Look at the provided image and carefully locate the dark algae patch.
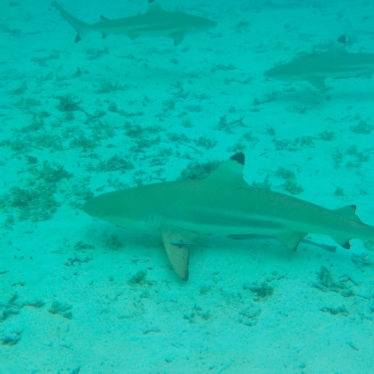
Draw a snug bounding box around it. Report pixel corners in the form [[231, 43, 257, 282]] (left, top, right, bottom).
[[48, 301, 73, 320]]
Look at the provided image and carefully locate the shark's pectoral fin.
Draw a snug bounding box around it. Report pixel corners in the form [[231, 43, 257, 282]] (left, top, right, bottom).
[[161, 228, 195, 280], [307, 77, 327, 91], [171, 32, 185, 46], [277, 232, 306, 251], [126, 32, 138, 40]]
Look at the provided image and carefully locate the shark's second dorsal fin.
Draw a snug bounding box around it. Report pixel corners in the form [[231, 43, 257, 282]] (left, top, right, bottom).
[[334, 205, 361, 223], [148, 0, 163, 13], [204, 153, 246, 186]]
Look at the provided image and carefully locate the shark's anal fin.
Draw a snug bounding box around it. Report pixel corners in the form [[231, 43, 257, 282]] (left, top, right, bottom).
[[161, 228, 194, 280], [277, 232, 306, 251]]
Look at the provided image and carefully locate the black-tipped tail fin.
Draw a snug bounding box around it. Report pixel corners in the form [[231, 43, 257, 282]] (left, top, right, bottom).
[[53, 1, 91, 42]]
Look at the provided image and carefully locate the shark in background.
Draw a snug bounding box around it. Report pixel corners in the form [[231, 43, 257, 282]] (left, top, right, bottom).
[[265, 43, 374, 90], [53, 0, 216, 45], [84, 153, 374, 281]]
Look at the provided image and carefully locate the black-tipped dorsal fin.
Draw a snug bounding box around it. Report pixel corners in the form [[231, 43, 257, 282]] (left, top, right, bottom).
[[148, 0, 163, 12], [204, 153, 246, 185], [334, 205, 361, 223], [327, 42, 346, 55], [337, 34, 348, 45]]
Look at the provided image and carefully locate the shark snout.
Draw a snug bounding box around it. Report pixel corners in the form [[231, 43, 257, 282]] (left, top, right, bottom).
[[83, 198, 100, 217], [83, 193, 115, 219]]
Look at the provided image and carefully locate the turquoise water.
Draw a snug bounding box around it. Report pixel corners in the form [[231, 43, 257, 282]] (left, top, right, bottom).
[[1, 0, 374, 373]]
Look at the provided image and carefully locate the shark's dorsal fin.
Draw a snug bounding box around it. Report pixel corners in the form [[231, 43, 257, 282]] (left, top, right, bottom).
[[100, 15, 110, 21], [337, 34, 349, 45], [326, 42, 346, 55], [334, 205, 361, 222], [148, 0, 163, 13], [204, 153, 246, 186]]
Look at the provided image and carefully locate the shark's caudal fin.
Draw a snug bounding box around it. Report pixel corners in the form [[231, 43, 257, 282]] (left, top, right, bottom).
[[53, 1, 91, 42]]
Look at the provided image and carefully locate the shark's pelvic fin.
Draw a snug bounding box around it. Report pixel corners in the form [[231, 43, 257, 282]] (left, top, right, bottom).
[[277, 232, 306, 251], [171, 32, 185, 46], [161, 228, 194, 280], [307, 77, 327, 91], [331, 235, 352, 249]]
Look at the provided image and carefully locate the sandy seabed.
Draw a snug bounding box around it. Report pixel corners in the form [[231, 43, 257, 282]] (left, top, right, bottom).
[[1, 0, 374, 373]]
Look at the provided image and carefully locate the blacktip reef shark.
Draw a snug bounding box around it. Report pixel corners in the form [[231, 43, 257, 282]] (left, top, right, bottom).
[[265, 43, 374, 90], [84, 153, 374, 280], [53, 0, 216, 45]]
